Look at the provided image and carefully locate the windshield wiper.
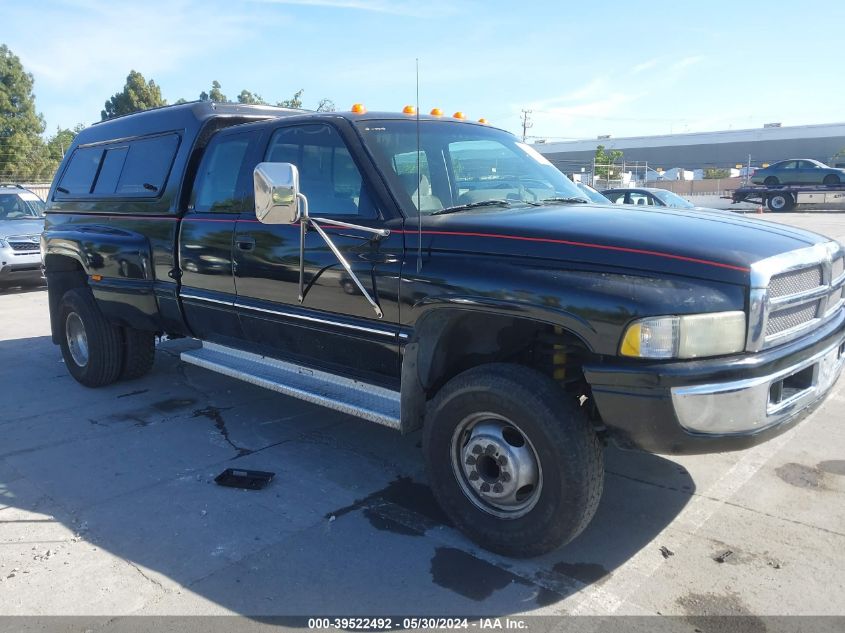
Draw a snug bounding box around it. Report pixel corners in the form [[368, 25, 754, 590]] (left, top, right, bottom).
[[430, 199, 512, 216], [538, 197, 590, 205]]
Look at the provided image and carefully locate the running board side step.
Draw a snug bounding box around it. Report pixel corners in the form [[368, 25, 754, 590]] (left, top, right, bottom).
[[180, 342, 401, 429]]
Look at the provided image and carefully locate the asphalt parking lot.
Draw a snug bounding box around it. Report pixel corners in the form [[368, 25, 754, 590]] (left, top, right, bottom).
[[1, 212, 844, 623]]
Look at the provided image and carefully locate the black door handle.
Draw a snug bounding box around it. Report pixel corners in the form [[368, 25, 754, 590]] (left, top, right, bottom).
[[236, 236, 256, 251]]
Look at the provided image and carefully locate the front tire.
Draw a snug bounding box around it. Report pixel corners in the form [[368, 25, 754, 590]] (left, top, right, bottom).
[[423, 364, 604, 558], [59, 288, 124, 387], [767, 192, 795, 212]]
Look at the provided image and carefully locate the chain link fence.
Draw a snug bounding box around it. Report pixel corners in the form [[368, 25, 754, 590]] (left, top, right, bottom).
[[547, 158, 652, 190]]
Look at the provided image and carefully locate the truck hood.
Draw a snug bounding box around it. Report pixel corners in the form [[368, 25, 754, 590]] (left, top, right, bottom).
[[418, 204, 830, 285], [0, 219, 44, 240]]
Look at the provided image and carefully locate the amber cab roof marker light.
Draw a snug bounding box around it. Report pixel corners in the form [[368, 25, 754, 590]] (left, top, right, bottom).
[[430, 108, 444, 116], [452, 111, 466, 120], [477, 118, 488, 124], [350, 103, 367, 114], [402, 105, 417, 115]]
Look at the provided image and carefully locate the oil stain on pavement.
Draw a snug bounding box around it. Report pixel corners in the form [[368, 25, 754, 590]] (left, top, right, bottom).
[[677, 592, 767, 633], [776, 460, 845, 490], [327, 476, 453, 528]]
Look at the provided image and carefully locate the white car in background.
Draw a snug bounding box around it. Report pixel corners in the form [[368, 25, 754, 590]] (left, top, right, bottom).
[[0, 185, 46, 289], [601, 186, 723, 212]]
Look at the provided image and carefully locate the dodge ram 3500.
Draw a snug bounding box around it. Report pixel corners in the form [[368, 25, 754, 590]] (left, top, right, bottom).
[[43, 101, 845, 556]]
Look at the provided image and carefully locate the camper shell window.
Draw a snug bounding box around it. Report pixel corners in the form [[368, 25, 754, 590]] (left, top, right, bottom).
[[55, 133, 181, 199]]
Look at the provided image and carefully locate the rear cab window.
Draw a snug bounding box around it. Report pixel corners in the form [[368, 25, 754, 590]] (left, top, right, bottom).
[[190, 131, 258, 213]]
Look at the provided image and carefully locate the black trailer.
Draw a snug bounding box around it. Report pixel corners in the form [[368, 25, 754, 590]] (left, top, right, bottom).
[[730, 183, 845, 211]]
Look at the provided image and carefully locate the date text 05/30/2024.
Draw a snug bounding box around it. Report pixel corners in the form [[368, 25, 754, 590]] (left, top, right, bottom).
[[307, 618, 529, 630]]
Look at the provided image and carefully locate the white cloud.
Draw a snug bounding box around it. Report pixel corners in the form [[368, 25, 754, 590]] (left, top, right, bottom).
[[670, 55, 704, 71], [632, 58, 660, 74], [525, 78, 608, 111], [539, 92, 645, 121]]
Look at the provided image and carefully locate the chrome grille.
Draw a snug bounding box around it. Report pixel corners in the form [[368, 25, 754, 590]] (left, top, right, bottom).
[[7, 234, 40, 253], [766, 302, 820, 336], [768, 266, 822, 298], [9, 241, 40, 252], [833, 257, 845, 281], [748, 242, 845, 351]]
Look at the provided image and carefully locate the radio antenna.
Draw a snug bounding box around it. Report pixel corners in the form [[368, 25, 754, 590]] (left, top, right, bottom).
[[415, 58, 422, 273]]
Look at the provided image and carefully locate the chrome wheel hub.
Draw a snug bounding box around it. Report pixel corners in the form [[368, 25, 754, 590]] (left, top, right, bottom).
[[65, 312, 89, 367], [451, 414, 542, 519]]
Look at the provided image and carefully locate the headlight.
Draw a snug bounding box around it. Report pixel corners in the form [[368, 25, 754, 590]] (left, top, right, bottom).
[[621, 311, 746, 359]]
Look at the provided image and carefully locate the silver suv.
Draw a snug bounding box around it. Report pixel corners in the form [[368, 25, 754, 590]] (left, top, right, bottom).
[[0, 185, 45, 288]]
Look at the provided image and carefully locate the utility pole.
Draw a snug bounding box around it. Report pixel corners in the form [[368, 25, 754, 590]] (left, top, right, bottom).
[[520, 109, 533, 142]]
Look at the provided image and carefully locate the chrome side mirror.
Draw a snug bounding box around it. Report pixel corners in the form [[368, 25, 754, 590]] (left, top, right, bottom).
[[254, 162, 304, 224], [252, 161, 389, 319]]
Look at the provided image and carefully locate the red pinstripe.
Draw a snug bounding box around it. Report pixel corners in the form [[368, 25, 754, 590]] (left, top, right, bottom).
[[48, 214, 749, 273], [395, 229, 749, 272]]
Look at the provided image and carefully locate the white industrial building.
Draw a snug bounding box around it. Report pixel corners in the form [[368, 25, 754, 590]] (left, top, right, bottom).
[[535, 122, 845, 178]]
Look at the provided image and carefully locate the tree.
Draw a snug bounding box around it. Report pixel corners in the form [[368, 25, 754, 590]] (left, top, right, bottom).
[[237, 89, 267, 105], [101, 70, 166, 120], [594, 144, 623, 179], [316, 98, 336, 112], [703, 167, 730, 179], [0, 44, 52, 181], [200, 80, 227, 103], [46, 124, 84, 162], [277, 89, 304, 109], [192, 84, 327, 110]]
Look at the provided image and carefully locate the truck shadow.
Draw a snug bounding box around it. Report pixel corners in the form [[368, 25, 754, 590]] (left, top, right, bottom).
[[0, 283, 46, 295], [0, 335, 694, 617]]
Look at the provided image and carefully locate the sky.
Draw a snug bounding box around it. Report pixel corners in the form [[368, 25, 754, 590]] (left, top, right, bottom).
[[5, 0, 845, 142]]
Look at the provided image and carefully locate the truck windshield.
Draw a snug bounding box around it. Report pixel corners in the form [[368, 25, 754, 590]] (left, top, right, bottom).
[[356, 120, 586, 216]]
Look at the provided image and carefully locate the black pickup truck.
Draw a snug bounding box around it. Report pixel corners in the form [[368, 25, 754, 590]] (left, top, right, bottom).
[[43, 102, 845, 557]]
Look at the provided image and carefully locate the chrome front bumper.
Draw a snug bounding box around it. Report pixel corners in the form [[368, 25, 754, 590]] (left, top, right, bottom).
[[671, 338, 845, 435]]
